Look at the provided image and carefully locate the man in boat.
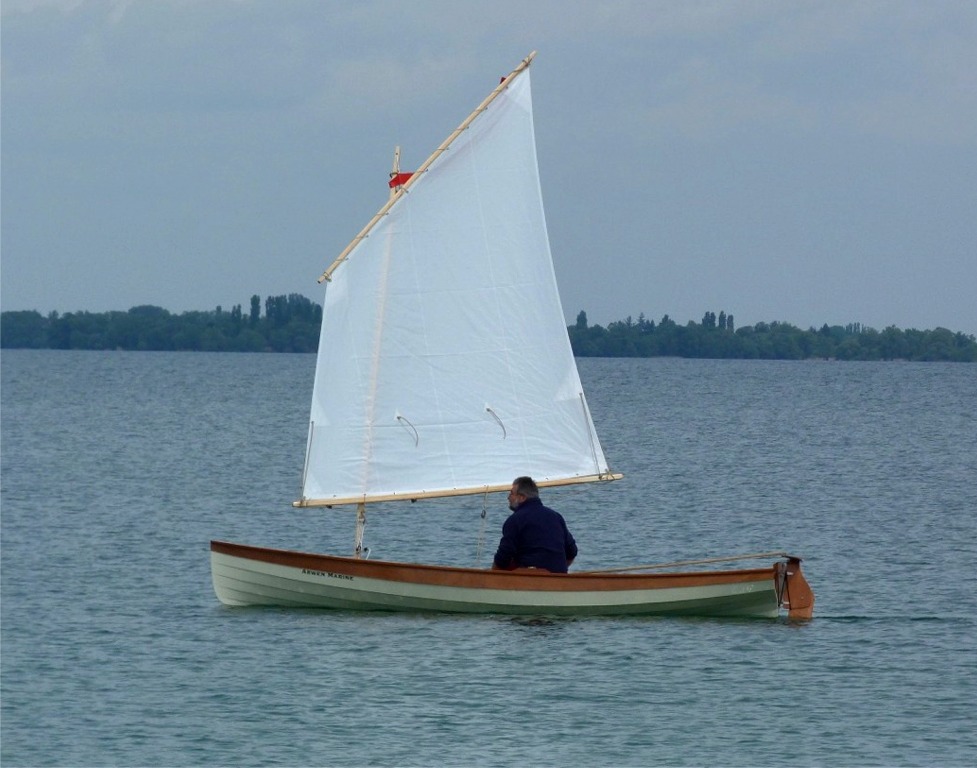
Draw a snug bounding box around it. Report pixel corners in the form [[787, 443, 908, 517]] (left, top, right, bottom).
[[492, 476, 578, 573]]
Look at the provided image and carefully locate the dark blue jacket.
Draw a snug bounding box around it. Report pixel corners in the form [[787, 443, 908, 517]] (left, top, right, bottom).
[[493, 497, 578, 573]]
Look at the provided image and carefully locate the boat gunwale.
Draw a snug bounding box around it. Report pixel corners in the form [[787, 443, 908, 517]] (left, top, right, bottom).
[[211, 539, 778, 593]]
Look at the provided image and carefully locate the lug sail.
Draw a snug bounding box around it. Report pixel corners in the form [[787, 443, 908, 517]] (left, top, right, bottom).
[[297, 57, 618, 508]]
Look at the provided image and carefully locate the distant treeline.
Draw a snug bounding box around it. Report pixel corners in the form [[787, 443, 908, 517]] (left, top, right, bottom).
[[569, 311, 977, 362], [2, 299, 976, 361], [1, 294, 320, 353]]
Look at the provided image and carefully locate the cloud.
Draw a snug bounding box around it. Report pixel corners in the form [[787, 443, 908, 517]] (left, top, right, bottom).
[[607, 1, 977, 145], [1, 0, 86, 12]]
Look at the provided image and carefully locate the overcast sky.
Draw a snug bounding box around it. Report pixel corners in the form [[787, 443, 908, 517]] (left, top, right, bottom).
[[3, 0, 976, 335]]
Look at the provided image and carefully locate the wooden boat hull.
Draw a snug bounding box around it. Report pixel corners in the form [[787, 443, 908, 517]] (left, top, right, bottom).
[[210, 541, 814, 619]]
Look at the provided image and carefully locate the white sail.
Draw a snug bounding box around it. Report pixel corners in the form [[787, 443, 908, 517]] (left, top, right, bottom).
[[298, 65, 614, 507]]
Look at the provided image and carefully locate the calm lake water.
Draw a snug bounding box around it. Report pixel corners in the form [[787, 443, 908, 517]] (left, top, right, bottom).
[[2, 350, 976, 767]]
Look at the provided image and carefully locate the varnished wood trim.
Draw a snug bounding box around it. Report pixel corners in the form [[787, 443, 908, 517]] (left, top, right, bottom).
[[211, 540, 775, 594]]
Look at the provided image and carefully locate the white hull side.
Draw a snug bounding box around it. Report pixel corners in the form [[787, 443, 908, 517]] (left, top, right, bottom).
[[211, 550, 781, 618]]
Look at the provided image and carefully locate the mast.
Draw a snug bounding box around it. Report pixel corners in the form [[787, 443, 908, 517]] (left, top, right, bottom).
[[389, 146, 400, 200], [353, 502, 367, 558], [388, 146, 413, 199]]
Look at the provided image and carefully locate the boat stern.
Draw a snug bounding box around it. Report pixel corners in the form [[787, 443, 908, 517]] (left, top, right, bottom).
[[776, 556, 815, 619]]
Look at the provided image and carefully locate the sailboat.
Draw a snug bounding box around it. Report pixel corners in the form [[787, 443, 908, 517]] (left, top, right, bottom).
[[210, 52, 814, 619]]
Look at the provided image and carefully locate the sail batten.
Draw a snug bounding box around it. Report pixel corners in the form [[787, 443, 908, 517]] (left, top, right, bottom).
[[301, 54, 618, 507]]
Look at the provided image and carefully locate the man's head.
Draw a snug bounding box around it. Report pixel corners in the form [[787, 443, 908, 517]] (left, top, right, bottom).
[[508, 476, 539, 510]]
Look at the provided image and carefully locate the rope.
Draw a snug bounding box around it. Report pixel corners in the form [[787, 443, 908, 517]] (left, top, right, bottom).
[[474, 493, 489, 565], [578, 551, 794, 574]]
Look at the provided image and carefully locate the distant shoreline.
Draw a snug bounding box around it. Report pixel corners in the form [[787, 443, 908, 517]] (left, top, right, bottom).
[[3, 299, 975, 362]]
